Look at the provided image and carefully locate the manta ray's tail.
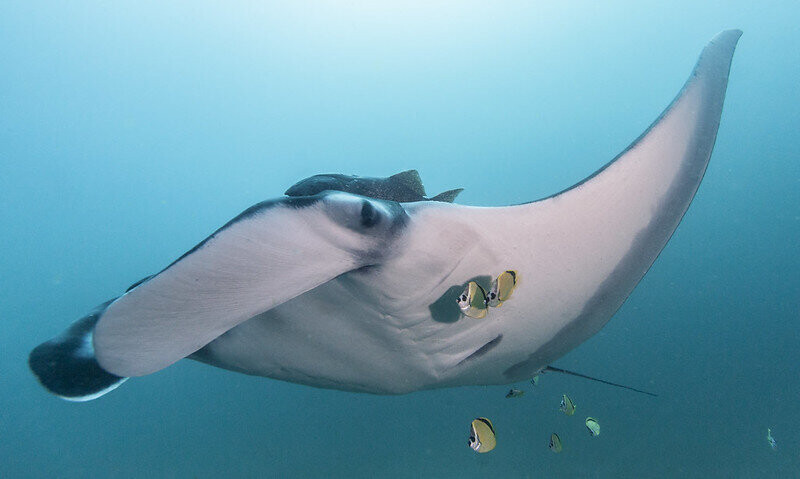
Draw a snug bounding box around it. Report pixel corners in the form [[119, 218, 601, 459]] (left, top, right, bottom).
[[29, 300, 128, 401], [545, 366, 658, 397]]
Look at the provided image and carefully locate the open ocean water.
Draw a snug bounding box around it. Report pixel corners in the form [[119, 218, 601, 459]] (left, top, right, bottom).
[[1, 2, 798, 478]]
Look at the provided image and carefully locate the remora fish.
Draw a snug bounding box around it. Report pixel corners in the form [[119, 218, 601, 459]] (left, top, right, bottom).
[[285, 169, 463, 203], [28, 31, 741, 402]]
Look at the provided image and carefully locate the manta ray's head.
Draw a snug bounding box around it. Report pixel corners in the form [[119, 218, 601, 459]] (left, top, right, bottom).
[[285, 174, 355, 197], [316, 191, 408, 237], [295, 191, 410, 265]]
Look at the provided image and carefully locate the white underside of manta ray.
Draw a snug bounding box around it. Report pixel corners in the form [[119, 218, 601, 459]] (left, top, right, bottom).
[[29, 30, 742, 401]]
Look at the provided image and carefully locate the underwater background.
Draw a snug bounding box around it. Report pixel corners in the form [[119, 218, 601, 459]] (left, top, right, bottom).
[[1, 1, 798, 477]]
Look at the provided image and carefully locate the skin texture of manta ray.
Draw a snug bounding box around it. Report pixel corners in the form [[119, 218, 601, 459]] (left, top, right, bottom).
[[29, 30, 741, 401]]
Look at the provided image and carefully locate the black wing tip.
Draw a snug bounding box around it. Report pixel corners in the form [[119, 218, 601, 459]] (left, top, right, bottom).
[[29, 303, 127, 401], [29, 339, 127, 402]]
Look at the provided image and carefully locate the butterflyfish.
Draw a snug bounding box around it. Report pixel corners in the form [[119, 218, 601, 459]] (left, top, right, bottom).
[[549, 433, 563, 453], [487, 270, 517, 307], [458, 282, 488, 319], [585, 417, 600, 437], [468, 417, 496, 453], [559, 394, 576, 416]]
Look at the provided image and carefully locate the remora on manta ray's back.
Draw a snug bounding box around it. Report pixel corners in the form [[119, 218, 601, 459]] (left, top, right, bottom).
[[284, 170, 464, 203], [29, 31, 742, 402]]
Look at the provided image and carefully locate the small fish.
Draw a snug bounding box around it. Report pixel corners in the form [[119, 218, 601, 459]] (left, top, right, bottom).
[[487, 270, 518, 307], [549, 433, 563, 453], [767, 428, 777, 450], [457, 282, 488, 319], [530, 375, 540, 386], [468, 417, 497, 453], [505, 388, 524, 398], [585, 417, 600, 437], [559, 394, 576, 416]]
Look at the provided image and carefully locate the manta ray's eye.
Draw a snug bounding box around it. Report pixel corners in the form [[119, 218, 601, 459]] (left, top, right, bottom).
[[322, 193, 398, 233]]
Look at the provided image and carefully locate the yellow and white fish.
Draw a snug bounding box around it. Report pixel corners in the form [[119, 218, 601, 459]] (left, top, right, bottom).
[[585, 417, 600, 437], [559, 394, 576, 416], [487, 270, 517, 307], [549, 433, 563, 453], [458, 282, 488, 319], [468, 417, 496, 453]]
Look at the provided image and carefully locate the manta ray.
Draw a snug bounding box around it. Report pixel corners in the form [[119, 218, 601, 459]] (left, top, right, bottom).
[[29, 30, 741, 402]]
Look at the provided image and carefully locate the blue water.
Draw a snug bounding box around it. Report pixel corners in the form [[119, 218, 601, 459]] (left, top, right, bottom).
[[2, 2, 798, 477]]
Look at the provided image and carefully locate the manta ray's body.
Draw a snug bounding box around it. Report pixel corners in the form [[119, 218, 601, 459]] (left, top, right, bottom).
[[29, 31, 741, 401]]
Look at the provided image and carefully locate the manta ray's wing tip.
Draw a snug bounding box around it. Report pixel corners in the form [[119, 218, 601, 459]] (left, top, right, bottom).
[[712, 29, 743, 51], [702, 30, 742, 69], [718, 29, 743, 39]]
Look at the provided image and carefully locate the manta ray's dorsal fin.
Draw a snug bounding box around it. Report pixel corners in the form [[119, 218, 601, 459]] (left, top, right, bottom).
[[390, 169, 426, 196], [544, 366, 658, 397]]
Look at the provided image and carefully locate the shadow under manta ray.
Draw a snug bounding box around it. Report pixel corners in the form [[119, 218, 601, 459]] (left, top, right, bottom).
[[29, 30, 741, 402]]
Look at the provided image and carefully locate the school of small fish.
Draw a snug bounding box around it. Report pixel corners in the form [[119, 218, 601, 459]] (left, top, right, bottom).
[[468, 387, 775, 458], [466, 372, 609, 456]]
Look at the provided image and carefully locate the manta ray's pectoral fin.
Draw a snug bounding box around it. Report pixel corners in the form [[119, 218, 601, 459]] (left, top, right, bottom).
[[405, 30, 742, 383], [92, 193, 408, 378]]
